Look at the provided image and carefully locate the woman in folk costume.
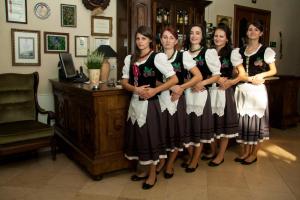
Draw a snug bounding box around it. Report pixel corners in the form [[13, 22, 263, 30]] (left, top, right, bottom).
[[207, 23, 243, 167], [182, 24, 221, 172], [155, 26, 202, 178], [121, 26, 178, 189], [233, 21, 277, 165]]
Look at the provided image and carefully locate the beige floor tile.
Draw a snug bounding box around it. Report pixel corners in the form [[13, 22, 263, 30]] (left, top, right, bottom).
[[207, 170, 248, 189], [0, 186, 35, 200], [22, 186, 78, 200], [47, 170, 90, 189], [249, 189, 297, 200], [1, 126, 300, 199], [207, 186, 251, 200]]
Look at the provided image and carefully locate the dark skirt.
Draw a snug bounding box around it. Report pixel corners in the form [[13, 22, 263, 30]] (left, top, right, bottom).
[[184, 94, 214, 146], [236, 106, 269, 144], [124, 99, 167, 165], [162, 95, 186, 152], [213, 88, 238, 139]]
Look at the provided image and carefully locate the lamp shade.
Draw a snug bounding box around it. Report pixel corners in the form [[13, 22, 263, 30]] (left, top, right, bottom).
[[95, 45, 117, 57]]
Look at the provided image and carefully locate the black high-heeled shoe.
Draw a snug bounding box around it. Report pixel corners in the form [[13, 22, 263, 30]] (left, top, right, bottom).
[[130, 174, 148, 181], [185, 163, 198, 173], [201, 155, 216, 161], [241, 158, 257, 165], [208, 159, 224, 167], [164, 169, 174, 179], [142, 178, 157, 190], [234, 157, 245, 162], [181, 161, 190, 168]]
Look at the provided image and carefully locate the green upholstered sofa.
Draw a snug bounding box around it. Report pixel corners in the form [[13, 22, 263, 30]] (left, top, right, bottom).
[[0, 72, 55, 159]]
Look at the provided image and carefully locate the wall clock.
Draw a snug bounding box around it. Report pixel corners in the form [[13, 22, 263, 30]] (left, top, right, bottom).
[[34, 2, 51, 19], [82, 0, 110, 11]]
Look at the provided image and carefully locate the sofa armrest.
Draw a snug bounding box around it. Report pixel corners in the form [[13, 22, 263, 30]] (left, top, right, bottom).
[[36, 106, 55, 125]]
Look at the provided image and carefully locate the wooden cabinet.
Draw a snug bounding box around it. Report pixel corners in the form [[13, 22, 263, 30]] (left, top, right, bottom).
[[50, 80, 130, 180], [152, 0, 211, 50], [266, 76, 300, 129]]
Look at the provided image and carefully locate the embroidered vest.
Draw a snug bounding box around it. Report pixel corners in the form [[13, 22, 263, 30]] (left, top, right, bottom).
[[239, 46, 270, 76], [171, 51, 186, 85], [128, 53, 162, 99], [219, 50, 234, 78]]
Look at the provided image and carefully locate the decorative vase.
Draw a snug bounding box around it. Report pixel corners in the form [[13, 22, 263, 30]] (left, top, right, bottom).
[[89, 69, 101, 85]]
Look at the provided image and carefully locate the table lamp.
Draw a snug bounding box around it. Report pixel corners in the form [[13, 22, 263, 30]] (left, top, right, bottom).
[[95, 45, 117, 82]]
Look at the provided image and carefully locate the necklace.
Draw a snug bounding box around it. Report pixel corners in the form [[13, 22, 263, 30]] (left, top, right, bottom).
[[166, 50, 176, 60], [139, 49, 152, 60], [246, 44, 260, 53], [189, 46, 202, 53]]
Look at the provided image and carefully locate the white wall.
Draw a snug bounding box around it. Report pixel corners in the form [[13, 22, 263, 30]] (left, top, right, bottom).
[[0, 0, 116, 120], [0, 0, 117, 94], [205, 0, 300, 76]]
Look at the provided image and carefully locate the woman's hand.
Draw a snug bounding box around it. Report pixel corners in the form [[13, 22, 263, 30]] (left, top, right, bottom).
[[134, 85, 149, 98], [192, 82, 206, 92], [248, 76, 265, 85], [143, 87, 158, 100], [170, 85, 184, 96], [219, 79, 233, 90]]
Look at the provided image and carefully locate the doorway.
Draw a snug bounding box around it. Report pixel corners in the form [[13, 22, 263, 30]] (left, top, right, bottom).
[[234, 5, 271, 48]]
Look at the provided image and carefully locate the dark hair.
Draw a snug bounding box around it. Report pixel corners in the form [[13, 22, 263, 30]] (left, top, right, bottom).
[[183, 24, 207, 50], [211, 23, 233, 57], [247, 20, 264, 43], [131, 26, 153, 65]]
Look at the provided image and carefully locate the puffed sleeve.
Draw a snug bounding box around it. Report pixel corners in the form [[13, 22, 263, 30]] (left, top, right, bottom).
[[121, 55, 131, 79], [205, 49, 221, 75], [182, 51, 196, 71], [231, 48, 243, 67], [264, 47, 276, 64], [154, 53, 176, 78]]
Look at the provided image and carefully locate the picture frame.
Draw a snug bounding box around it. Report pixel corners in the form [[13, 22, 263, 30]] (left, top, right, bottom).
[[75, 36, 89, 57], [94, 38, 110, 50], [216, 15, 233, 30], [61, 4, 76, 27], [91, 16, 112, 36], [44, 32, 69, 53], [11, 29, 41, 66], [5, 0, 27, 24]]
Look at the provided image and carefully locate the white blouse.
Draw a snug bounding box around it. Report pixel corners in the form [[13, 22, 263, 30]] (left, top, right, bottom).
[[122, 52, 175, 79], [168, 50, 196, 71], [231, 45, 276, 67]]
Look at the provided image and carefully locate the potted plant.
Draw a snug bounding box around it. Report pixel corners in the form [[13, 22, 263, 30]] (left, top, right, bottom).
[[85, 50, 104, 85]]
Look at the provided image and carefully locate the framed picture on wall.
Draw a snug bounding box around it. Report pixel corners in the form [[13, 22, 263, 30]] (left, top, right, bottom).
[[94, 38, 110, 50], [61, 4, 76, 27], [11, 29, 41, 66], [5, 0, 27, 24], [44, 32, 69, 53], [75, 36, 89, 57], [216, 15, 233, 30], [91, 16, 112, 36]]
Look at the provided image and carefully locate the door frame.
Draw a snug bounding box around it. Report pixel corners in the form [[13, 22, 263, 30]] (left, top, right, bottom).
[[234, 5, 271, 47]]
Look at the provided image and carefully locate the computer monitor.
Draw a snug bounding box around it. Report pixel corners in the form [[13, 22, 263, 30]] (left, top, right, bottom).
[[58, 53, 77, 79]]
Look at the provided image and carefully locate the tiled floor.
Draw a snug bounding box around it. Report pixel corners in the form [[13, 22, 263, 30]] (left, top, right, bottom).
[[1, 126, 300, 200]]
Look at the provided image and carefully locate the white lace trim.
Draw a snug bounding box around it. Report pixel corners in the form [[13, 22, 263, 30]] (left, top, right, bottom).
[[234, 83, 267, 118], [185, 88, 207, 116], [158, 90, 178, 115], [127, 94, 148, 127], [183, 138, 214, 147], [236, 137, 269, 145], [124, 154, 167, 165], [214, 133, 238, 139], [209, 85, 226, 116], [166, 147, 184, 152]]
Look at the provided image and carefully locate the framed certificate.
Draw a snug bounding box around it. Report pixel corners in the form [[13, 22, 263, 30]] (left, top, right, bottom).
[[91, 16, 112, 36], [11, 29, 41, 66], [75, 36, 89, 57], [5, 0, 27, 24]]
